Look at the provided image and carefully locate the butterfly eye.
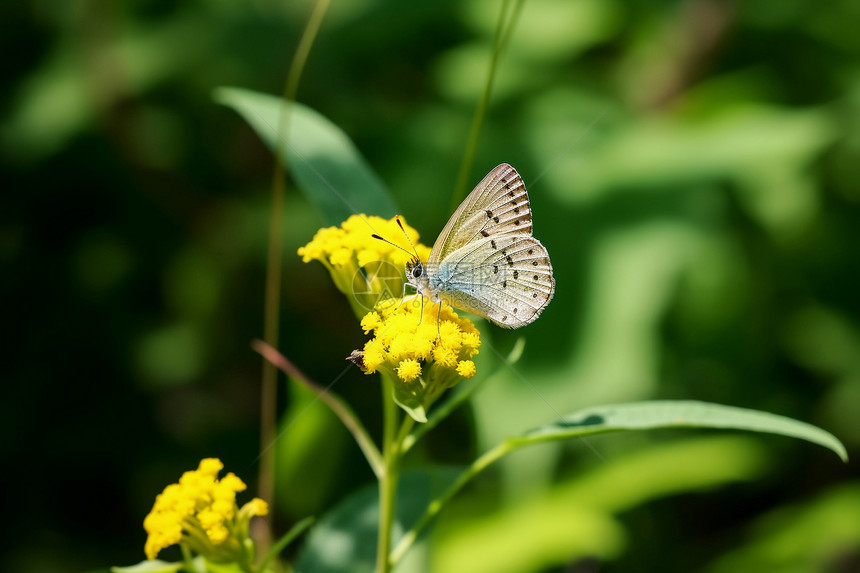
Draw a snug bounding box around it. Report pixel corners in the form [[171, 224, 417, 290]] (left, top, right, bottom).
[[412, 262, 423, 279]]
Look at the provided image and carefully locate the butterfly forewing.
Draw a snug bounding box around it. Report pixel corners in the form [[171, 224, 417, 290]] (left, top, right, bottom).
[[430, 164, 534, 265], [430, 235, 554, 328]]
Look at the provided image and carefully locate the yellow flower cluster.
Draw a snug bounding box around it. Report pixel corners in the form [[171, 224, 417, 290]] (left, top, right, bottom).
[[143, 458, 268, 562], [298, 215, 431, 318], [356, 297, 481, 421], [300, 214, 484, 421]]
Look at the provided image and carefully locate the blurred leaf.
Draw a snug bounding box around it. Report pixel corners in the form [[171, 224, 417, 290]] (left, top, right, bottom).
[[203, 561, 247, 573], [259, 516, 315, 573], [163, 246, 223, 318], [274, 381, 350, 518], [552, 435, 770, 513], [2, 10, 217, 163], [214, 87, 397, 225], [433, 436, 767, 573], [1, 48, 92, 162], [294, 468, 460, 573], [540, 104, 835, 237], [135, 321, 207, 387], [463, 0, 620, 61], [435, 504, 621, 573], [707, 483, 860, 573], [436, 0, 619, 103], [518, 400, 847, 461], [110, 560, 183, 573]]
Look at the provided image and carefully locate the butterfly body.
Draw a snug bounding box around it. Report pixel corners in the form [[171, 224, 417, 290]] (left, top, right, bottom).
[[406, 164, 555, 329]]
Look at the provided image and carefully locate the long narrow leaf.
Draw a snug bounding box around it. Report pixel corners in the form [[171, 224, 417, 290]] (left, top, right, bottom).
[[214, 86, 397, 224], [518, 400, 847, 461]]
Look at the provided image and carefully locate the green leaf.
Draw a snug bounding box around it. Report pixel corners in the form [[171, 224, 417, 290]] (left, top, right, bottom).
[[275, 382, 351, 516], [518, 400, 848, 462], [111, 560, 184, 573], [214, 86, 397, 225], [200, 560, 245, 573], [293, 468, 460, 573], [391, 382, 429, 423], [389, 401, 846, 566], [258, 516, 315, 573]]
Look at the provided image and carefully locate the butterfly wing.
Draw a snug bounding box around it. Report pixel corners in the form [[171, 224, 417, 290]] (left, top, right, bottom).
[[431, 234, 554, 328], [429, 163, 534, 266]]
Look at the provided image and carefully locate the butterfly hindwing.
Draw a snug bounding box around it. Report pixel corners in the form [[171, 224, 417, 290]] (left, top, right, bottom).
[[430, 164, 534, 264], [430, 235, 554, 328]]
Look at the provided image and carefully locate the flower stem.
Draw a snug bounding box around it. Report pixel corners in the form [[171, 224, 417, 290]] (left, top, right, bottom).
[[389, 439, 515, 567], [376, 374, 403, 573], [253, 340, 384, 477], [180, 543, 195, 571]]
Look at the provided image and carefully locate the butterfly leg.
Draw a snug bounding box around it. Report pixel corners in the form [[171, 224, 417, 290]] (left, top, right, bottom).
[[392, 282, 409, 311], [413, 293, 425, 327], [435, 300, 443, 338]]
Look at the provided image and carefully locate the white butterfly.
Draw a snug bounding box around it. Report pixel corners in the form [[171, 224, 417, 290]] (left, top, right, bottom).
[[404, 163, 555, 329]]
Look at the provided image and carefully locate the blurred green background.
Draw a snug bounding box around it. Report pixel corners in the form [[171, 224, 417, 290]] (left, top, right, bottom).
[[3, 0, 860, 571]]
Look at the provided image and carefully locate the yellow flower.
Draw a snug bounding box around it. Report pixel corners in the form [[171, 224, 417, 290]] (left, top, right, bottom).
[[298, 215, 431, 319], [456, 360, 476, 378], [352, 296, 482, 422], [143, 458, 268, 564], [397, 358, 422, 382]]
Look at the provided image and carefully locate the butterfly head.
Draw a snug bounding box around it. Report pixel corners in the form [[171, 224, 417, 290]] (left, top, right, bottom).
[[405, 256, 434, 300], [406, 256, 422, 279]]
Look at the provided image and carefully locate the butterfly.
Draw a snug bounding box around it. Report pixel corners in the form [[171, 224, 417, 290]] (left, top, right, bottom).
[[390, 163, 555, 329]]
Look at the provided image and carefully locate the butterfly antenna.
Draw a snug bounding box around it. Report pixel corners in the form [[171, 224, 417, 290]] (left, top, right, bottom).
[[370, 233, 411, 255], [394, 216, 422, 259], [372, 217, 426, 328], [371, 216, 423, 262]]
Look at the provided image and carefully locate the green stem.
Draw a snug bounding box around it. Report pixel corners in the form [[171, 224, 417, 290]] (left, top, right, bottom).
[[253, 340, 384, 477], [285, 0, 330, 104], [396, 414, 416, 448], [450, 0, 524, 211], [257, 516, 315, 573], [180, 543, 195, 572], [376, 374, 401, 573], [389, 439, 516, 567], [257, 0, 331, 557], [257, 144, 283, 558], [238, 558, 255, 573]]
